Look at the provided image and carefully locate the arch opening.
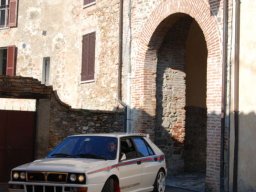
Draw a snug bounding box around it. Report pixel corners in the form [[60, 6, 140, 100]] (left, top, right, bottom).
[[153, 14, 207, 178]]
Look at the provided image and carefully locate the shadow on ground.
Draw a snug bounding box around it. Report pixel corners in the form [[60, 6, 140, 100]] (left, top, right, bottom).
[[166, 173, 205, 192]]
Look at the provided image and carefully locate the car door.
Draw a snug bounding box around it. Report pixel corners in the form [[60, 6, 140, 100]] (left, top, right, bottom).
[[118, 137, 143, 192], [132, 137, 160, 190]]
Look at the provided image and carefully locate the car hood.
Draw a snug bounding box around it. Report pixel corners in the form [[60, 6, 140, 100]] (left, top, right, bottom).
[[13, 158, 113, 173]]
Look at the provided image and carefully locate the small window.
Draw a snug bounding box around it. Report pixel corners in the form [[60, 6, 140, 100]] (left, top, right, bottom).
[[0, 0, 18, 28], [0, 46, 16, 76], [84, 0, 95, 7], [0, 48, 7, 75], [0, 0, 9, 27], [81, 32, 96, 82], [42, 57, 50, 85], [132, 137, 155, 157]]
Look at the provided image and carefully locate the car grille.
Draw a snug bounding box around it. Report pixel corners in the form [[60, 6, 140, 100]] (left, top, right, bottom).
[[27, 172, 68, 182], [26, 185, 64, 192]]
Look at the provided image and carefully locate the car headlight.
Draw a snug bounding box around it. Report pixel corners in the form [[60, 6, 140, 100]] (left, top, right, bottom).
[[13, 172, 19, 180], [20, 172, 26, 180], [70, 174, 77, 182], [12, 171, 26, 181], [68, 173, 86, 184], [78, 175, 85, 182]]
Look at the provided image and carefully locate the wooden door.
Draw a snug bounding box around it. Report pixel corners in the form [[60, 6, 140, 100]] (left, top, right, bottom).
[[0, 110, 35, 182]]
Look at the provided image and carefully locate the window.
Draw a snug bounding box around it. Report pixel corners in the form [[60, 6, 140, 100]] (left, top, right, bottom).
[[0, 0, 18, 28], [83, 0, 95, 6], [0, 48, 6, 75], [0, 46, 16, 76], [120, 138, 138, 160], [132, 137, 155, 157], [42, 57, 50, 85], [81, 32, 96, 81]]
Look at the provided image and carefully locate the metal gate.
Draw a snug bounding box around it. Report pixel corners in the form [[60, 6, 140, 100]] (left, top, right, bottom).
[[0, 110, 35, 182]]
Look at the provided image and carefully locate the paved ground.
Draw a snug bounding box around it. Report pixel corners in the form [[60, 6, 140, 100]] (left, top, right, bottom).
[[166, 186, 196, 192], [0, 184, 7, 192], [1, 185, 196, 192], [166, 173, 205, 192], [1, 186, 196, 192]]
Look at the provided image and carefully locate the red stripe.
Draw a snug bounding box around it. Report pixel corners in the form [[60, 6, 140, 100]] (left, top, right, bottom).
[[87, 155, 164, 175]]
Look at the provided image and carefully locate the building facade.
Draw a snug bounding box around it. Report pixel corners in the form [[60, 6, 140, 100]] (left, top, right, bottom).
[[0, 0, 256, 191]]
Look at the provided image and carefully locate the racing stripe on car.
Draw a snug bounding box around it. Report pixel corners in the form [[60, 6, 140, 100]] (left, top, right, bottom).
[[87, 166, 112, 174], [87, 155, 164, 175]]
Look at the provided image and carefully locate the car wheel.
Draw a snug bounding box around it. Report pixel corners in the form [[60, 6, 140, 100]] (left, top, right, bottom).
[[102, 178, 115, 192], [153, 170, 166, 192]]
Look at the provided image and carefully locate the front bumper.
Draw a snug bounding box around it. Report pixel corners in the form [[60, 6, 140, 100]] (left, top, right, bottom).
[[8, 181, 103, 192]]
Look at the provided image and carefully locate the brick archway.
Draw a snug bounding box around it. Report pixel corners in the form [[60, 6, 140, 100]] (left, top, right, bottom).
[[131, 0, 222, 191]]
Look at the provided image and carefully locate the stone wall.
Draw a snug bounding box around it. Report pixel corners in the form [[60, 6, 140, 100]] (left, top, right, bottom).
[[0, 76, 125, 156], [49, 92, 125, 149]]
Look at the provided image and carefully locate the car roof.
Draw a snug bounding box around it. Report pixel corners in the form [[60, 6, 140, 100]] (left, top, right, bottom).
[[69, 132, 149, 138]]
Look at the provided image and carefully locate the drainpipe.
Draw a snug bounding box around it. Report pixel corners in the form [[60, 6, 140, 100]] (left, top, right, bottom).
[[221, 0, 229, 191], [117, 0, 127, 132], [126, 0, 132, 133], [118, 0, 123, 101], [233, 0, 240, 191]]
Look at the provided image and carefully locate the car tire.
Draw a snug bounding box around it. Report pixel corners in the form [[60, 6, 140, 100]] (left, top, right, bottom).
[[153, 169, 166, 192], [102, 178, 115, 192]]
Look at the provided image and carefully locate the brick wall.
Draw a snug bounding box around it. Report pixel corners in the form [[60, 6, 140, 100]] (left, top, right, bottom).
[[129, 0, 223, 191]]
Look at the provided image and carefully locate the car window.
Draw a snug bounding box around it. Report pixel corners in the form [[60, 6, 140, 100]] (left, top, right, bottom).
[[120, 138, 138, 160], [47, 136, 117, 160], [49, 137, 80, 156], [132, 137, 154, 157]]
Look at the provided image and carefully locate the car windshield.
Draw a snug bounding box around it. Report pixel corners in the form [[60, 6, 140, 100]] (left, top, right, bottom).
[[47, 136, 118, 160]]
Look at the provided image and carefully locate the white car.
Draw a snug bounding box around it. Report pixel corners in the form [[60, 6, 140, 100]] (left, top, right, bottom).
[[8, 133, 166, 192]]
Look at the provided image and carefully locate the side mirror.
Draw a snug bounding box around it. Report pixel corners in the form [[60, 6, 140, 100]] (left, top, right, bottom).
[[120, 153, 127, 161]]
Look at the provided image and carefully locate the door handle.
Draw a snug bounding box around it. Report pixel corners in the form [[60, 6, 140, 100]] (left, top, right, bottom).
[[137, 161, 141, 165]]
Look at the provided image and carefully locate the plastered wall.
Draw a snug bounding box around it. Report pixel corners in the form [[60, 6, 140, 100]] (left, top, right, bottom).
[[0, 0, 120, 110], [236, 0, 256, 190]]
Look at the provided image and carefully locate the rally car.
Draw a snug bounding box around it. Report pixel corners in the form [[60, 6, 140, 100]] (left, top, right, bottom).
[[8, 133, 166, 192]]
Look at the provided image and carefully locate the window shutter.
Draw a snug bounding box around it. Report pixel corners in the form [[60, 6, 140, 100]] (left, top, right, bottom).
[[8, 0, 18, 27], [6, 46, 17, 76], [81, 32, 95, 81]]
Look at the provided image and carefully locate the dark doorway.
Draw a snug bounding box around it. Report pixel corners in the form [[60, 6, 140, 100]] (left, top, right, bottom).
[[0, 110, 35, 182]]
